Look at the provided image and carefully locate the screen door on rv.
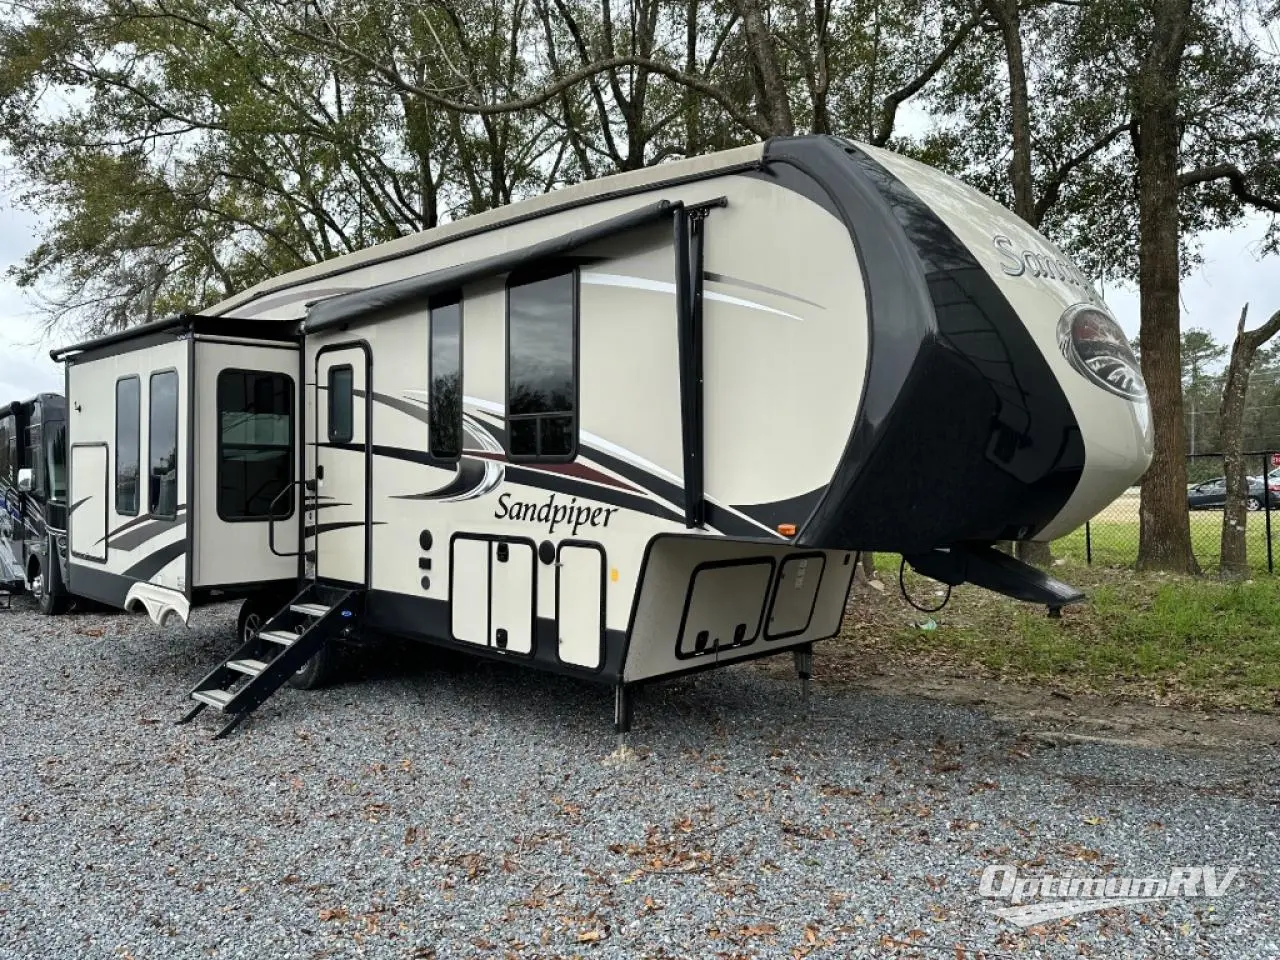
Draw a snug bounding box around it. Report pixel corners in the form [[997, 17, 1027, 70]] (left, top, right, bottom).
[[314, 346, 370, 586]]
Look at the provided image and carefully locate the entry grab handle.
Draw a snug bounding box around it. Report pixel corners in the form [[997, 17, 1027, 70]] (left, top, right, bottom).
[[267, 480, 308, 558]]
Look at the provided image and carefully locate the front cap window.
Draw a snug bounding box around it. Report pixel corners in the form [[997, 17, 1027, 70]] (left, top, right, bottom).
[[1056, 304, 1147, 401]]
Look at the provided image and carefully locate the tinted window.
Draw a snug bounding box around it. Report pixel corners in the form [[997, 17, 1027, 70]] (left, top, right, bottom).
[[328, 366, 353, 443], [429, 296, 463, 459], [507, 271, 577, 459], [115, 377, 140, 516], [218, 371, 294, 520], [149, 371, 179, 517], [25, 425, 42, 495], [46, 421, 67, 501], [0, 417, 10, 485]]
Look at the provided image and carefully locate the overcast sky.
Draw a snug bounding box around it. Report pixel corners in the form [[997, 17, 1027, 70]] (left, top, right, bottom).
[[0, 174, 1276, 399]]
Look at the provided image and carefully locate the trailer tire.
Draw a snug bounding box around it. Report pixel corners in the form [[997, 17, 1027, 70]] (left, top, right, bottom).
[[289, 643, 340, 691], [33, 557, 68, 616], [236, 592, 290, 646]]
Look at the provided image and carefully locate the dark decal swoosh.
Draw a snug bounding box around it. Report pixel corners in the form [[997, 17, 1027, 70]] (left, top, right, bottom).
[[95, 505, 188, 546], [569, 443, 776, 538], [355, 388, 430, 424], [391, 459, 489, 500], [69, 496, 91, 515], [731, 487, 827, 532], [123, 540, 187, 581], [464, 450, 640, 493], [321, 441, 458, 471], [503, 465, 685, 525], [109, 517, 186, 552], [328, 409, 778, 538], [704, 271, 826, 310], [305, 520, 386, 538]]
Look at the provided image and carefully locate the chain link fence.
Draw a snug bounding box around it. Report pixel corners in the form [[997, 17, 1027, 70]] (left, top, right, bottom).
[[1056, 452, 1280, 574]]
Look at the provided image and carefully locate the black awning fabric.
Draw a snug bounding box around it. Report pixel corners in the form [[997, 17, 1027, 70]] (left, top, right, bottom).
[[305, 199, 681, 333]]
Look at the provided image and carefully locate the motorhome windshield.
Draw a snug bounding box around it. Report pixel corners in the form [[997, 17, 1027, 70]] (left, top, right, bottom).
[[46, 418, 67, 500]]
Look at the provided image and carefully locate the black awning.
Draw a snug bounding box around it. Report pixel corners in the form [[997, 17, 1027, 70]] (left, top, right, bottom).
[[304, 199, 682, 333]]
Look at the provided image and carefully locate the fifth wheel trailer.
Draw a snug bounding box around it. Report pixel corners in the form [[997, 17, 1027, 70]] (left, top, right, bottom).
[[51, 135, 1153, 737]]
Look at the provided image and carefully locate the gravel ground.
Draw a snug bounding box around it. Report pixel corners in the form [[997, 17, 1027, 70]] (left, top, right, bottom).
[[1, 597, 1277, 960]]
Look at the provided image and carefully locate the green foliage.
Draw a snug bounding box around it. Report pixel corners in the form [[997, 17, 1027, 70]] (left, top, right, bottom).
[[924, 0, 1279, 282], [1055, 514, 1279, 573], [894, 563, 1280, 709], [0, 0, 1274, 343]]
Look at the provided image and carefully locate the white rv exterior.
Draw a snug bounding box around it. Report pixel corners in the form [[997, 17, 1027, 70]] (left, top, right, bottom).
[[51, 135, 1152, 733], [56, 326, 301, 624]]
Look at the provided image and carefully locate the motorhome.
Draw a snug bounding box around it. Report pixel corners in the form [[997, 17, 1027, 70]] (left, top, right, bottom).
[[51, 136, 1153, 737], [0, 393, 70, 613]]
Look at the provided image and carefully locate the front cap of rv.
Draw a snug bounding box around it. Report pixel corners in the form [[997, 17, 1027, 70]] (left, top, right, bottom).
[[861, 145, 1153, 541]]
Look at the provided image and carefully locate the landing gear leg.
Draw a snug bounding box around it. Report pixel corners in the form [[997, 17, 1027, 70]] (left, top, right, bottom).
[[614, 683, 634, 751], [793, 644, 814, 716]]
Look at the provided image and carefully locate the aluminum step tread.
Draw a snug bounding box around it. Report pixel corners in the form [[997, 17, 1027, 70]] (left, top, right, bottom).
[[290, 603, 330, 617], [226, 658, 269, 677], [260, 629, 299, 646], [191, 688, 235, 710]]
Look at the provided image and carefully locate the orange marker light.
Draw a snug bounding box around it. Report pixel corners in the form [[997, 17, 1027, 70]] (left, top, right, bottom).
[[610, 568, 620, 583], [777, 523, 797, 537]]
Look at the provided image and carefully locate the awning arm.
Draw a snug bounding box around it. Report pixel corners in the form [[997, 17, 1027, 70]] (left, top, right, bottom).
[[675, 196, 728, 528]]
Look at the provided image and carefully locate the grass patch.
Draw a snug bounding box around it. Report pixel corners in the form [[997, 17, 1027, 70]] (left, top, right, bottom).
[[1053, 513, 1280, 574], [838, 561, 1280, 711]]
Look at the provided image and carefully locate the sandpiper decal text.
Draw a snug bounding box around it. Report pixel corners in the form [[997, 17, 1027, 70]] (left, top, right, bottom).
[[495, 493, 619, 535]]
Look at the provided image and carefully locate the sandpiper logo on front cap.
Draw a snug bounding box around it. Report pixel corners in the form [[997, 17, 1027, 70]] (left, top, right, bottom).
[[992, 234, 1102, 304], [1056, 303, 1147, 401]]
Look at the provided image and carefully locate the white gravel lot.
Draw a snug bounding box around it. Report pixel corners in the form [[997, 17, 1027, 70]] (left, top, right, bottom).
[[1, 596, 1277, 959]]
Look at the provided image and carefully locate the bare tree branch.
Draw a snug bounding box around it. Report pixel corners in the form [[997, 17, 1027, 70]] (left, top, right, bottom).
[[256, 3, 774, 139], [872, 4, 985, 146], [1178, 161, 1280, 214]]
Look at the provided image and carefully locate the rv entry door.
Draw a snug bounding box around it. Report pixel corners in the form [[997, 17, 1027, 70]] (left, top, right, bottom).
[[314, 345, 371, 587]]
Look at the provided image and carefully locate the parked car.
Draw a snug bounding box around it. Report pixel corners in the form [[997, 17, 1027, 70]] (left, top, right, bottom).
[[1187, 477, 1278, 511]]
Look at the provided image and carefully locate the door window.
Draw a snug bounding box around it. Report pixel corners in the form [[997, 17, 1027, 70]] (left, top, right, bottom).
[[148, 371, 179, 517], [115, 377, 140, 516], [217, 370, 294, 520], [328, 365, 354, 443]]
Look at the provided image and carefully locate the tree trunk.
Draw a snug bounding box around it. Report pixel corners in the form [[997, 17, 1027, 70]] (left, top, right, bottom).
[[683, 0, 700, 154], [734, 0, 794, 135], [860, 551, 876, 579], [1219, 305, 1280, 578], [985, 0, 1035, 224], [1134, 0, 1197, 574]]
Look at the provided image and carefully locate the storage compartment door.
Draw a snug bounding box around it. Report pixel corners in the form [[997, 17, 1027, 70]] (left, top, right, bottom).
[[676, 559, 773, 660], [766, 554, 826, 639], [69, 445, 108, 563], [450, 536, 490, 646], [490, 540, 534, 654], [557, 544, 604, 669]]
